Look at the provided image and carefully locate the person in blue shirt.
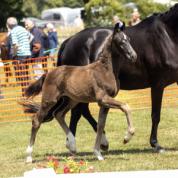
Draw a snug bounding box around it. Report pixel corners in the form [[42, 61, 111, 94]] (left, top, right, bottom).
[[25, 19, 45, 79], [46, 23, 59, 56]]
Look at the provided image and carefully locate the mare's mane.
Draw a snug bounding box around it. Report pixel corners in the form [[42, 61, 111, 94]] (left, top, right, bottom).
[[133, 3, 178, 27]]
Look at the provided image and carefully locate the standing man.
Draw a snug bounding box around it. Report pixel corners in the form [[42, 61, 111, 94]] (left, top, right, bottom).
[[25, 19, 45, 79], [6, 17, 31, 96]]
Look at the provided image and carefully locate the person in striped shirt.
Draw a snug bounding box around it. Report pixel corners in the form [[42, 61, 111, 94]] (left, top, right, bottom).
[[6, 17, 31, 96]]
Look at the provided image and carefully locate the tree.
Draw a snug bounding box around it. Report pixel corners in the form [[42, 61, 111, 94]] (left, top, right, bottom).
[[84, 0, 169, 27], [63, 0, 84, 7], [0, 0, 24, 31], [23, 0, 63, 18], [84, 0, 125, 27]]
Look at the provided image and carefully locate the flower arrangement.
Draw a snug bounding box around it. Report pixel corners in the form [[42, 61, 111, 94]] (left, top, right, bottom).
[[37, 156, 94, 174]]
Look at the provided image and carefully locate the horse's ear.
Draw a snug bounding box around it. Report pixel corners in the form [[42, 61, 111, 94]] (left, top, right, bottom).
[[114, 21, 125, 33]]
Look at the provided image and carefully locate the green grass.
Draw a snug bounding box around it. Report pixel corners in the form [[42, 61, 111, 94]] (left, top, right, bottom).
[[0, 107, 178, 177]]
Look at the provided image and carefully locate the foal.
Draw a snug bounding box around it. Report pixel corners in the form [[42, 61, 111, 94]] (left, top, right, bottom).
[[21, 23, 137, 162]]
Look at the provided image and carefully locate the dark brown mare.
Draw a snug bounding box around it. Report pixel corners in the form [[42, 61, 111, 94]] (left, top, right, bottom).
[[56, 4, 178, 152], [20, 23, 137, 162]]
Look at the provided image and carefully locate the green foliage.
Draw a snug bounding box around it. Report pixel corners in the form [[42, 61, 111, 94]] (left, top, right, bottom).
[[85, 0, 125, 27], [0, 0, 24, 31], [84, 0, 169, 27], [131, 0, 168, 19], [23, 0, 63, 17], [63, 0, 84, 8]]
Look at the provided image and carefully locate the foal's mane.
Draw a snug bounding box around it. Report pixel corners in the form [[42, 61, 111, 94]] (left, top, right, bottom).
[[97, 33, 113, 60]]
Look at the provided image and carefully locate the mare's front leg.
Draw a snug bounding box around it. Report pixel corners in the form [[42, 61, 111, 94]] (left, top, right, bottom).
[[150, 86, 165, 152]]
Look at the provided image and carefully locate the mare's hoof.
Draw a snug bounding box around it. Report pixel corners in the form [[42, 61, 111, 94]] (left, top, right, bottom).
[[153, 146, 165, 153], [100, 144, 109, 151], [26, 156, 33, 163]]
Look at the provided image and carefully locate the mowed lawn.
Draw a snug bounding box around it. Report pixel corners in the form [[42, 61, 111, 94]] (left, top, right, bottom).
[[0, 106, 178, 177]]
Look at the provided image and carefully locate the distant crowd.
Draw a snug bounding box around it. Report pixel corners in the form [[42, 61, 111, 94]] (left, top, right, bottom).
[[0, 17, 59, 97]]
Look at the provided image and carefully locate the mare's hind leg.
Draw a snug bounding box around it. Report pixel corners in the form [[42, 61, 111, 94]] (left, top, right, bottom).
[[94, 95, 135, 160], [26, 85, 60, 163], [150, 87, 164, 152], [54, 101, 78, 153]]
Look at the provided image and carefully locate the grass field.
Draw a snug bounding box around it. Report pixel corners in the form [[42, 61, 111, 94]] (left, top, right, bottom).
[[0, 107, 178, 177]]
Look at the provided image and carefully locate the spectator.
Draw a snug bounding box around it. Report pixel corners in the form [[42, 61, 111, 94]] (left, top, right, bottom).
[[129, 9, 141, 26], [46, 23, 58, 57], [25, 19, 44, 79], [74, 15, 84, 29], [6, 17, 31, 96], [112, 15, 120, 25]]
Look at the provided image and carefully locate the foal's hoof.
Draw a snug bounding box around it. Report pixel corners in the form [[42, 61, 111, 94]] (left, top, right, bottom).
[[100, 133, 109, 151], [66, 139, 77, 153], [94, 149, 104, 161]]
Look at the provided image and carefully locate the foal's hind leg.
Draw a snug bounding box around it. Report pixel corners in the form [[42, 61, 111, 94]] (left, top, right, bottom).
[[26, 86, 60, 163], [26, 107, 52, 163], [54, 101, 78, 153]]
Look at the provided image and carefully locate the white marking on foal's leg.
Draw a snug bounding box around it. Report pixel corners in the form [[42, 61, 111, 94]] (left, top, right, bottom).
[[66, 132, 76, 153], [123, 128, 135, 144], [26, 145, 33, 163], [94, 149, 104, 161]]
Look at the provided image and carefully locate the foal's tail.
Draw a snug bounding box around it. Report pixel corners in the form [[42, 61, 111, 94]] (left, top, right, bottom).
[[18, 99, 53, 123], [25, 74, 46, 98], [18, 100, 40, 114]]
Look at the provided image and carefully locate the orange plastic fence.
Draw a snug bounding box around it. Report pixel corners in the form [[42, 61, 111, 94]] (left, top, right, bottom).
[[0, 56, 178, 123]]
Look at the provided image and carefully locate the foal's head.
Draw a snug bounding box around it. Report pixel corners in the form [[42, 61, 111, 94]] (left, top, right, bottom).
[[112, 22, 137, 62]]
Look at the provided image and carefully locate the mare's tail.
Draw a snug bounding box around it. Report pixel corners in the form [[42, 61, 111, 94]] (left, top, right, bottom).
[[25, 74, 46, 98]]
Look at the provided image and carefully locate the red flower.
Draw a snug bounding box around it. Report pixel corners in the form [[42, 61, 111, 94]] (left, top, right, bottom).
[[53, 160, 59, 169], [63, 165, 70, 174], [79, 160, 85, 165]]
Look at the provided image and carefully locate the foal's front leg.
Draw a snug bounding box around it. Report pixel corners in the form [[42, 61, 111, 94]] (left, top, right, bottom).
[[94, 107, 109, 160], [94, 95, 135, 160]]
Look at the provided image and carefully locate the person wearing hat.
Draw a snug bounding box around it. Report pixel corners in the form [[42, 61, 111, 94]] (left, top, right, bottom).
[[6, 17, 31, 96]]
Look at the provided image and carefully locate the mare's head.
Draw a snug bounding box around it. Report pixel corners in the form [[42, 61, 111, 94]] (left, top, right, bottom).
[[112, 22, 137, 62]]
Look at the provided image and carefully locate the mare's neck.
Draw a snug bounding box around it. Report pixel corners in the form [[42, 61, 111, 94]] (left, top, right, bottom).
[[160, 5, 178, 34]]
